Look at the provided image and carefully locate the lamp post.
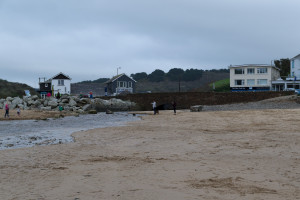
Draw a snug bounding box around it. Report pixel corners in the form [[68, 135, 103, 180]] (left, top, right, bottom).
[[117, 67, 121, 76]]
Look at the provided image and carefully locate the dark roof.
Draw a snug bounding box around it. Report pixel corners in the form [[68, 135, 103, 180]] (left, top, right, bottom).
[[105, 73, 136, 83], [51, 72, 71, 80]]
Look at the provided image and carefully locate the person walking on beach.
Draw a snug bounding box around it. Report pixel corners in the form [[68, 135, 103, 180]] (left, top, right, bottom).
[[4, 103, 9, 118], [172, 101, 177, 115], [17, 106, 21, 116], [151, 100, 157, 115]]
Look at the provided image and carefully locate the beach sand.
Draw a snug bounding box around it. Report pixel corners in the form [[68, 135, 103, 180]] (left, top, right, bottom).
[[0, 109, 78, 121], [0, 109, 299, 199]]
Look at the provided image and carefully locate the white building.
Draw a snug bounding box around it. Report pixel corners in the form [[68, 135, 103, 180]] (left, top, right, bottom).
[[38, 72, 71, 98], [290, 54, 300, 78], [272, 54, 300, 92], [229, 64, 280, 91]]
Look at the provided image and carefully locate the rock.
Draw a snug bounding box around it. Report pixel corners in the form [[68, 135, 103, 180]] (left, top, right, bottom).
[[12, 97, 23, 105], [5, 144, 14, 147], [27, 100, 35, 106], [190, 105, 203, 112], [17, 104, 24, 110], [41, 106, 52, 111], [33, 100, 42, 107], [69, 98, 77, 107], [61, 94, 69, 99], [61, 99, 69, 103], [43, 100, 48, 106], [6, 97, 13, 102], [106, 109, 113, 114], [31, 95, 39, 100], [88, 110, 97, 114], [48, 100, 58, 108], [82, 104, 92, 111], [77, 109, 84, 114]]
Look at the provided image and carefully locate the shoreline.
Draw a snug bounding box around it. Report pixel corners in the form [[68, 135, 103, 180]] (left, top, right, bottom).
[[0, 108, 299, 199]]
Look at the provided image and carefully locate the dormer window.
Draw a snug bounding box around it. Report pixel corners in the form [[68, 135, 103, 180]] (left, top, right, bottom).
[[58, 80, 64, 86]]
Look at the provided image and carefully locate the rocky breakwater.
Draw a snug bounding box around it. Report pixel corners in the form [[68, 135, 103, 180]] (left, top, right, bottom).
[[0, 95, 137, 113]]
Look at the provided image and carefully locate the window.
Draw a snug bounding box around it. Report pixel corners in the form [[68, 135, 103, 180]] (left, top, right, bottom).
[[235, 79, 244, 86], [234, 68, 244, 74], [247, 68, 255, 74], [247, 79, 255, 86], [257, 79, 268, 85], [257, 68, 268, 74], [45, 83, 48, 87], [128, 81, 132, 88], [58, 80, 64, 85], [117, 81, 127, 88], [292, 60, 294, 69]]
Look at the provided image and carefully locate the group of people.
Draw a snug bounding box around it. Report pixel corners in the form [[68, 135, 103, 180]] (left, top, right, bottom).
[[3, 103, 20, 119], [151, 100, 177, 115]]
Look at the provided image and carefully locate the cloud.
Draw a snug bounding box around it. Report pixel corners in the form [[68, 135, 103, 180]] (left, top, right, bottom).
[[0, 0, 300, 86]]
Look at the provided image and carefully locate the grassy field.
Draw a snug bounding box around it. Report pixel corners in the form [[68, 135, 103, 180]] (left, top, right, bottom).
[[210, 78, 230, 92]]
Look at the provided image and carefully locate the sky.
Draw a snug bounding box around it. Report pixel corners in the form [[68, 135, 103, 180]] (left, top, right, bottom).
[[0, 0, 300, 88]]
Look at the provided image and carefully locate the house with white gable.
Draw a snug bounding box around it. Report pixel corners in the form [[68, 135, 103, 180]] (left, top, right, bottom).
[[272, 54, 300, 92], [38, 72, 71, 98], [290, 54, 300, 78]]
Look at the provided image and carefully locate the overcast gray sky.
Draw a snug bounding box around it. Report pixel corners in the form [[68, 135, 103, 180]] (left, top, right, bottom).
[[0, 0, 299, 87]]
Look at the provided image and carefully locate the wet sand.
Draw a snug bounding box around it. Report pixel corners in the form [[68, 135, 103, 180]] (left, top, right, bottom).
[[0, 109, 299, 199], [0, 109, 78, 121]]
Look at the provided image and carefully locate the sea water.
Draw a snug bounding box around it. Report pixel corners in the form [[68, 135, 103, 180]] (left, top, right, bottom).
[[0, 112, 140, 150]]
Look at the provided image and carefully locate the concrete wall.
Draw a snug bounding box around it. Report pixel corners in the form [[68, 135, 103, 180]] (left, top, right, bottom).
[[101, 91, 293, 110]]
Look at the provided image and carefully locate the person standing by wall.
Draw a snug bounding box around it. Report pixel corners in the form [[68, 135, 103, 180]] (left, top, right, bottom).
[[4, 103, 9, 118], [151, 100, 157, 115], [172, 101, 177, 115]]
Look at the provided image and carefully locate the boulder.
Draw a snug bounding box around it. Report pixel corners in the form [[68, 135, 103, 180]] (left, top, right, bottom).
[[6, 97, 14, 102], [48, 100, 58, 108], [12, 97, 23, 105], [88, 110, 97, 114], [82, 104, 92, 111], [17, 104, 24, 110], [106, 109, 113, 114], [190, 105, 203, 112], [27, 100, 35, 106], [43, 100, 48, 106], [69, 98, 77, 107], [41, 106, 52, 111], [31, 95, 39, 100], [33, 100, 42, 107], [61, 99, 69, 103]]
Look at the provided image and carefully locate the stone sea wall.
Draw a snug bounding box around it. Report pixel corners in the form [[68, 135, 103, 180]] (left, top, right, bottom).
[[101, 91, 294, 110], [0, 95, 136, 113]]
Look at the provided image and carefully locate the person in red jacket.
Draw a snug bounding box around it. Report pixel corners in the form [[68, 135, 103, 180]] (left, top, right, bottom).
[[4, 103, 9, 118]]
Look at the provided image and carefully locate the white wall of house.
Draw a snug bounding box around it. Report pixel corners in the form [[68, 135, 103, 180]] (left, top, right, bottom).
[[290, 55, 300, 78], [51, 79, 71, 95], [229, 65, 280, 88]]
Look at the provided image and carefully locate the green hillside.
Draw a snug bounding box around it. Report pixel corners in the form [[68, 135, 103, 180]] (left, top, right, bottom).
[[209, 78, 230, 92], [0, 79, 38, 98]]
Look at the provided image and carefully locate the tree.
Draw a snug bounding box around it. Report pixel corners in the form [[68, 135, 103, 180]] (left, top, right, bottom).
[[166, 68, 185, 81], [130, 72, 148, 81], [182, 68, 203, 81], [274, 58, 290, 77], [148, 69, 165, 82]]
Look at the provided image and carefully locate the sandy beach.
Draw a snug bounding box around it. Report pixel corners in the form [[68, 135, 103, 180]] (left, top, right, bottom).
[[0, 106, 300, 199], [0, 109, 78, 121]]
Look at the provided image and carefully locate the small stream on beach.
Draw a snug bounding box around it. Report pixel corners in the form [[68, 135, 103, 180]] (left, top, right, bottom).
[[0, 112, 141, 150]]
